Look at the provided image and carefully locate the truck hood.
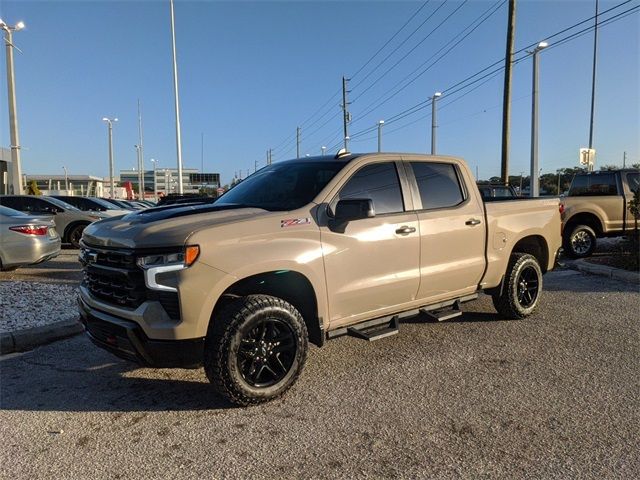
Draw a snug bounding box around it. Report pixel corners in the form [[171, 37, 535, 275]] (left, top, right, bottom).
[[81, 203, 270, 249]]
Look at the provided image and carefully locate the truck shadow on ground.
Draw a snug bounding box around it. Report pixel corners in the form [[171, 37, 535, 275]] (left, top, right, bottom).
[[0, 336, 238, 413]]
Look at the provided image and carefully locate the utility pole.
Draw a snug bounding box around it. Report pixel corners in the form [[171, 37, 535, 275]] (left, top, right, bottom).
[[342, 76, 351, 151], [557, 169, 561, 195], [201, 132, 204, 173], [169, 0, 184, 194], [623, 151, 627, 168], [2, 20, 25, 194], [377, 120, 384, 153], [296, 126, 301, 159], [254, 159, 258, 173], [137, 99, 145, 199], [431, 92, 442, 155], [588, 0, 599, 151], [500, 0, 517, 185]]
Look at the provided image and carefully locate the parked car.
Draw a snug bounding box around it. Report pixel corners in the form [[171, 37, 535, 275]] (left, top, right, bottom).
[[79, 153, 562, 405], [560, 169, 639, 257], [0, 195, 106, 248], [52, 195, 130, 217], [477, 183, 518, 199], [0, 205, 61, 271], [101, 198, 137, 210]]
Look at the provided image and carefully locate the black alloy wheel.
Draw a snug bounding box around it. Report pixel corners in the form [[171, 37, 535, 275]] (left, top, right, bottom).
[[237, 318, 296, 388], [516, 265, 539, 309]]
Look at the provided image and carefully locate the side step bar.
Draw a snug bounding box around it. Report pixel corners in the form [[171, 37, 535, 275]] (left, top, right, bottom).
[[347, 315, 399, 342], [326, 293, 478, 341], [420, 300, 462, 322]]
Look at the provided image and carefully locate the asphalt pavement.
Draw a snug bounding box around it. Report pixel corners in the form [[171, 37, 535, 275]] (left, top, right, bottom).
[[0, 269, 638, 479]]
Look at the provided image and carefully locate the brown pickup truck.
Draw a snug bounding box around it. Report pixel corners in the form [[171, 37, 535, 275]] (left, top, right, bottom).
[[78, 153, 561, 405], [561, 169, 639, 257]]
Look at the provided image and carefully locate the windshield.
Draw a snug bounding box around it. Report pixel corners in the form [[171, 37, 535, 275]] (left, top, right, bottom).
[[216, 161, 347, 211], [0, 205, 28, 217], [45, 196, 81, 211], [90, 197, 120, 209]]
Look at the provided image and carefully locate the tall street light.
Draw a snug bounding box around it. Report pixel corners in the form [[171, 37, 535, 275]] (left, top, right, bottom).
[[1, 18, 26, 194], [377, 120, 384, 153], [321, 146, 326, 156], [150, 158, 158, 203], [135, 144, 142, 199], [529, 41, 548, 197], [431, 92, 442, 155], [169, 0, 184, 194], [102, 117, 118, 198]]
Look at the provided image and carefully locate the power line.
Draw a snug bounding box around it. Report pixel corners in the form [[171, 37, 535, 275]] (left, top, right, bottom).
[[352, 0, 470, 102]]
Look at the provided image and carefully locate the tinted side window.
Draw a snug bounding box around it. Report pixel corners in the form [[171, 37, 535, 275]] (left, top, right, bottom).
[[627, 172, 639, 192], [336, 163, 404, 215], [0, 196, 24, 211], [570, 174, 618, 196], [411, 162, 464, 209]]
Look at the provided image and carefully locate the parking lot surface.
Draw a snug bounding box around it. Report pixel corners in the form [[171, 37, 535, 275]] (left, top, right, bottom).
[[1, 269, 638, 479]]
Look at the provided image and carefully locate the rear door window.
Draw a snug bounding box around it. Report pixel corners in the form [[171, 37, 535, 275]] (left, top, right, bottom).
[[626, 172, 639, 192], [0, 196, 24, 211], [334, 162, 404, 215], [410, 162, 464, 210], [569, 173, 618, 196]]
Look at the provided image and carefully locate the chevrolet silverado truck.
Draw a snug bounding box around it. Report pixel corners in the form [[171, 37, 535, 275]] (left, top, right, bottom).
[[561, 169, 639, 258], [78, 153, 561, 405]]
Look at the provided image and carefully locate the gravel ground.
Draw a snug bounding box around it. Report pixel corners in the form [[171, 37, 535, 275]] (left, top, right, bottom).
[[0, 281, 79, 333], [0, 268, 638, 479]]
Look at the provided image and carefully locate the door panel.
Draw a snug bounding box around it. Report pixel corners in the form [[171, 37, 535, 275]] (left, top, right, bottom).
[[407, 161, 486, 302], [321, 213, 420, 326]]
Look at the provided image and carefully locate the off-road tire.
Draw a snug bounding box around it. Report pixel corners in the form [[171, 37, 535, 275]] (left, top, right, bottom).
[[204, 294, 308, 406], [67, 224, 87, 249], [492, 253, 543, 319], [563, 224, 597, 258]]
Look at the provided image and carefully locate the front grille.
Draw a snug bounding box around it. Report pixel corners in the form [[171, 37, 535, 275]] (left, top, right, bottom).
[[81, 246, 180, 320]]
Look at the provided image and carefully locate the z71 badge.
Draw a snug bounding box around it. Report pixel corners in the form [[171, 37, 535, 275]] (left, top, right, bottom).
[[281, 218, 311, 228]]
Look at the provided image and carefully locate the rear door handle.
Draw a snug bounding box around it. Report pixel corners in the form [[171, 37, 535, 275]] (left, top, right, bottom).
[[395, 226, 416, 235], [465, 218, 481, 226]]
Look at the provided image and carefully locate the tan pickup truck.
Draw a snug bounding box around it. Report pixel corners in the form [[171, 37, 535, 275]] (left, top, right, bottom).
[[79, 153, 561, 405], [561, 169, 639, 257]]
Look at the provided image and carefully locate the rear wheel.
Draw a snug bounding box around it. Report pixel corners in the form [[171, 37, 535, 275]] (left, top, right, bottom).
[[563, 224, 596, 258], [67, 224, 87, 249], [492, 253, 543, 319], [204, 295, 308, 406]]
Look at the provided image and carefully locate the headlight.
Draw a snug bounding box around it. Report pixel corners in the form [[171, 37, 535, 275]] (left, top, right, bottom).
[[136, 246, 200, 269], [136, 246, 199, 293]]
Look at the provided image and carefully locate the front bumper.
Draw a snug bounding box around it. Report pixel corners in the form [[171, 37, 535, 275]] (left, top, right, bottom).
[[78, 293, 204, 368]]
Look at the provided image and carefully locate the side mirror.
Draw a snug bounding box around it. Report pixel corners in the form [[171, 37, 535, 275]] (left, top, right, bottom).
[[333, 198, 375, 222]]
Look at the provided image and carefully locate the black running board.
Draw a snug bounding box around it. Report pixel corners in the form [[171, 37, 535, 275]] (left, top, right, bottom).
[[347, 315, 399, 342], [420, 300, 463, 322], [326, 293, 478, 341]]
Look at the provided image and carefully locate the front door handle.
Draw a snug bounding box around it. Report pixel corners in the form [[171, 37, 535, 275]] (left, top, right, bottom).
[[465, 218, 481, 226], [395, 226, 416, 235]]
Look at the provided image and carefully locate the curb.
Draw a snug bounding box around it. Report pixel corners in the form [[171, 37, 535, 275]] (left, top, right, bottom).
[[567, 259, 640, 285], [0, 318, 85, 355]]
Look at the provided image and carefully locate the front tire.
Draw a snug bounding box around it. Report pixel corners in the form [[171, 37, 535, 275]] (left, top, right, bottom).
[[204, 295, 308, 406], [492, 253, 543, 319], [563, 224, 597, 258]]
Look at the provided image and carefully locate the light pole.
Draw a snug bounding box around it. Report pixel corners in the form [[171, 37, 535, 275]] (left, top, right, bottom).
[[102, 117, 117, 198], [150, 158, 158, 203], [321, 146, 326, 156], [134, 144, 141, 199], [431, 92, 442, 155], [377, 120, 384, 153], [529, 41, 548, 197], [1, 18, 26, 194], [62, 166, 68, 191], [169, 0, 184, 194]]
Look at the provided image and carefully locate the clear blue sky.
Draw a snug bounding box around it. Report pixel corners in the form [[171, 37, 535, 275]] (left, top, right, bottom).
[[1, 0, 638, 184]]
